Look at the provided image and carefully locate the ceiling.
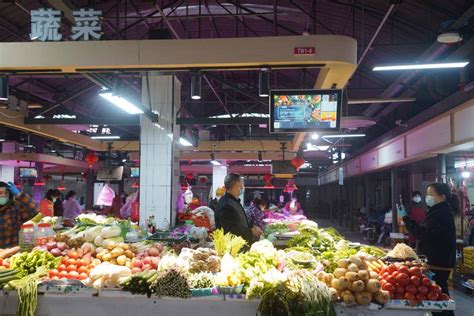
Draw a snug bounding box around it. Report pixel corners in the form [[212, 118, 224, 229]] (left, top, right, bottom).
[[0, 0, 473, 166]]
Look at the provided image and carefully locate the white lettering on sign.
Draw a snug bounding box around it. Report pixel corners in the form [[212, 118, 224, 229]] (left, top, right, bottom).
[[52, 114, 77, 119], [30, 8, 62, 41], [30, 8, 102, 41], [71, 9, 102, 41]]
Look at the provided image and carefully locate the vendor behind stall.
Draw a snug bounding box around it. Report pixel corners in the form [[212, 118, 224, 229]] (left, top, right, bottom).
[[246, 198, 267, 231], [399, 183, 456, 316], [0, 181, 39, 248], [215, 173, 262, 244], [39, 189, 60, 217], [283, 198, 304, 216]]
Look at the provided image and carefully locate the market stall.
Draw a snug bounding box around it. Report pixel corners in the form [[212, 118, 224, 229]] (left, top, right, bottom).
[[0, 215, 456, 316]]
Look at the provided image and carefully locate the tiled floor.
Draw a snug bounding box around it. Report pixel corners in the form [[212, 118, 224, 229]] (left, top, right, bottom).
[[313, 217, 474, 315]]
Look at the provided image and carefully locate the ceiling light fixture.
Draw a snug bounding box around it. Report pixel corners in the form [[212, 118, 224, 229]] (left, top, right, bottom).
[[373, 62, 469, 71], [311, 133, 319, 140], [322, 134, 366, 139], [437, 31, 462, 44], [462, 168, 471, 179], [348, 97, 416, 104], [0, 76, 9, 101], [259, 68, 270, 97], [99, 92, 144, 115], [179, 137, 193, 146], [191, 73, 201, 100], [91, 135, 121, 140]]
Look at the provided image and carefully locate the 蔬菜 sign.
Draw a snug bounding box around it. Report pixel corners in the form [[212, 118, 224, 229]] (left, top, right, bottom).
[[30, 8, 102, 41]]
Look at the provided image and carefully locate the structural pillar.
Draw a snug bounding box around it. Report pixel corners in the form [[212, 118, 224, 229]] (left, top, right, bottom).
[[391, 167, 399, 233], [212, 164, 227, 198], [438, 154, 447, 183], [140, 75, 180, 227]]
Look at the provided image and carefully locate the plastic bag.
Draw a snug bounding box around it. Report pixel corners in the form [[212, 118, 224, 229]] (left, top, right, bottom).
[[96, 184, 115, 206], [120, 193, 137, 219], [130, 191, 139, 223]]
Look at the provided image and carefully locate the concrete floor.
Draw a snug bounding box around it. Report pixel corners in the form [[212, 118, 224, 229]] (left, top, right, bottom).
[[313, 217, 474, 315]]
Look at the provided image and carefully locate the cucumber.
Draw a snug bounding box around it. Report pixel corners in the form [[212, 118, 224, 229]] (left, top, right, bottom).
[[0, 275, 19, 284]]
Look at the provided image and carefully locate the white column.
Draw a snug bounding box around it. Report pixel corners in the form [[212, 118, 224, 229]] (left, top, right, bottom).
[[0, 142, 15, 183], [140, 75, 180, 228], [212, 164, 227, 198]]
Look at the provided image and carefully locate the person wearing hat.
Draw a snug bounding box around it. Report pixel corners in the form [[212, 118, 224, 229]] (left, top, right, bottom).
[[0, 182, 40, 248]]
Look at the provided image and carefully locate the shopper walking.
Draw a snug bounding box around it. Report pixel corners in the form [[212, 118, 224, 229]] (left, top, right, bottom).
[[62, 191, 82, 220], [246, 198, 267, 231], [39, 189, 60, 217], [399, 183, 456, 316], [215, 173, 262, 244], [0, 181, 39, 248]]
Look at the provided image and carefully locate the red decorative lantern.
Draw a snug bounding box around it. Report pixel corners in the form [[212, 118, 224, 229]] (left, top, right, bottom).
[[132, 181, 139, 189], [263, 174, 273, 188], [85, 152, 99, 168], [199, 177, 207, 184], [291, 156, 305, 170], [186, 173, 194, 181]]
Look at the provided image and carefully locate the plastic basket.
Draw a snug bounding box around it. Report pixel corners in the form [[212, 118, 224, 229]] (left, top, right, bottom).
[[191, 288, 213, 297], [217, 285, 244, 295]]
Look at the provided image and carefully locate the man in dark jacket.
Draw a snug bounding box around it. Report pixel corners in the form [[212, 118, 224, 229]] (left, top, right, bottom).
[[215, 174, 262, 244]]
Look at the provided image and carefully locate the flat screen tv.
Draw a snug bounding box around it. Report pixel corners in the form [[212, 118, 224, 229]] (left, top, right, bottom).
[[19, 167, 38, 178], [130, 167, 139, 178], [270, 89, 342, 133]]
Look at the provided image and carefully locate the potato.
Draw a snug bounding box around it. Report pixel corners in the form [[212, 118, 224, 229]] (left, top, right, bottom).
[[366, 279, 381, 294], [358, 270, 370, 282], [355, 291, 372, 305], [316, 271, 326, 281], [332, 277, 350, 291], [373, 290, 390, 305], [369, 271, 380, 280], [342, 291, 356, 304], [346, 271, 360, 282], [337, 259, 350, 269], [324, 274, 335, 286], [349, 255, 363, 268], [328, 287, 339, 302], [350, 280, 365, 293]]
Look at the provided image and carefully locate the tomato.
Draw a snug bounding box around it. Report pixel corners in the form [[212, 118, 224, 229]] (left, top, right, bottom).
[[66, 258, 77, 266], [76, 259, 86, 267], [427, 292, 439, 301], [68, 271, 79, 279], [68, 251, 79, 260], [382, 272, 390, 279], [380, 279, 387, 286], [416, 293, 427, 301], [387, 276, 397, 285], [49, 269, 59, 277], [430, 284, 442, 294], [387, 264, 398, 274], [66, 264, 77, 272], [78, 266, 88, 274], [394, 293, 404, 300], [421, 278, 432, 287], [51, 276, 60, 280], [79, 272, 88, 280], [409, 266, 422, 277], [382, 282, 395, 292], [410, 276, 421, 286], [418, 286, 429, 295], [59, 271, 68, 278], [396, 273, 410, 286], [404, 292, 416, 301], [61, 257, 68, 265], [398, 266, 410, 276], [58, 264, 67, 272], [439, 293, 450, 301], [395, 285, 405, 295], [406, 285, 418, 295]]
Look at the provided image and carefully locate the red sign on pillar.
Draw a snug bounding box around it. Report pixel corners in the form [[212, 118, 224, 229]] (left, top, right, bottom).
[[294, 47, 315, 55]]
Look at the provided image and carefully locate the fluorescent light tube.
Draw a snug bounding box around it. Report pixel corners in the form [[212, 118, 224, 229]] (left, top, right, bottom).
[[99, 92, 143, 115], [462, 171, 471, 179], [373, 62, 469, 71], [322, 134, 366, 138], [91, 135, 121, 140], [211, 160, 222, 166], [179, 137, 193, 146]]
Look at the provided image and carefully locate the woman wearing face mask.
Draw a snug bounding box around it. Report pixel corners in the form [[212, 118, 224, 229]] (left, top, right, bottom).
[[246, 198, 267, 231], [399, 183, 456, 316], [0, 181, 39, 248], [39, 189, 60, 217], [407, 191, 427, 249]]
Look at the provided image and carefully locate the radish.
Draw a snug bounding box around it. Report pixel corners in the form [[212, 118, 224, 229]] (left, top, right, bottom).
[[148, 247, 160, 257], [46, 242, 57, 251], [57, 242, 67, 251]]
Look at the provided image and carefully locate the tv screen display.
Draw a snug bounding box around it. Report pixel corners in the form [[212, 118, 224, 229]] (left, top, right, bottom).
[[270, 89, 342, 133], [130, 167, 139, 178], [19, 167, 38, 178]]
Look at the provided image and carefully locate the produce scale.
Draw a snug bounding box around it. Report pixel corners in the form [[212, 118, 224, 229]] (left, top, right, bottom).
[[0, 214, 456, 316]]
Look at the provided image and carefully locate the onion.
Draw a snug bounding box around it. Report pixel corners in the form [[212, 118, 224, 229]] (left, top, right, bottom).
[[50, 248, 62, 257], [148, 247, 160, 257], [57, 242, 67, 251]]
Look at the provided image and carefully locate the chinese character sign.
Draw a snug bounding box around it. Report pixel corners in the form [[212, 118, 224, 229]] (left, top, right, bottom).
[[30, 8, 62, 41], [71, 8, 102, 41], [30, 8, 102, 41]]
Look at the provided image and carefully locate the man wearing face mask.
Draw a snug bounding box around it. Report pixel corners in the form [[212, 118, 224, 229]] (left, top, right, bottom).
[[0, 181, 39, 248], [215, 173, 262, 244], [399, 183, 456, 316], [39, 189, 60, 217], [407, 191, 427, 249]]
